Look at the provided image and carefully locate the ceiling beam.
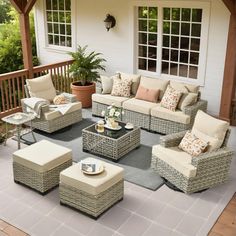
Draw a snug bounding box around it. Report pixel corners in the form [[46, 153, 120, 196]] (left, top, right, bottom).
[[222, 0, 236, 15], [24, 0, 37, 14]]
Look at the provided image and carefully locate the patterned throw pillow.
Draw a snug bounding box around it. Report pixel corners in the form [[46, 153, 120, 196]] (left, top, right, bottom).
[[53, 94, 66, 105], [179, 131, 208, 156], [111, 77, 132, 97], [160, 85, 182, 111]]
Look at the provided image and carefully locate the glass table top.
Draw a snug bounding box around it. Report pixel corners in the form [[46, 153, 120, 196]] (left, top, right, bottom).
[[84, 121, 137, 140]]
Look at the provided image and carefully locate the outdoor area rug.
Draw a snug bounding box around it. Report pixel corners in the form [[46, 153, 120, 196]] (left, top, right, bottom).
[[22, 109, 164, 191]]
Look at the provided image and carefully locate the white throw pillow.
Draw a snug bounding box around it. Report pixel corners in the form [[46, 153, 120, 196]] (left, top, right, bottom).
[[100, 75, 116, 94], [26, 74, 56, 102], [191, 110, 229, 151]]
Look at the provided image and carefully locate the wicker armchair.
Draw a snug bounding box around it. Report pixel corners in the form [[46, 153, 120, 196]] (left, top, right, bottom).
[[21, 74, 82, 133], [151, 111, 234, 194]]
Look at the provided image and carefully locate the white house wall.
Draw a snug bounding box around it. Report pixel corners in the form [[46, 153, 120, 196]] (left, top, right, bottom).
[[34, 0, 230, 115]]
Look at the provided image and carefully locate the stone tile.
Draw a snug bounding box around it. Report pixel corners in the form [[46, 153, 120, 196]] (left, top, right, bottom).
[[150, 185, 177, 204], [143, 223, 172, 236], [189, 191, 222, 219], [98, 206, 131, 230], [168, 192, 200, 212], [48, 204, 74, 222], [30, 216, 61, 236], [118, 188, 149, 212], [87, 223, 115, 236], [126, 182, 153, 196], [135, 198, 165, 220], [118, 214, 151, 236], [11, 209, 43, 230], [0, 192, 16, 212], [51, 225, 83, 236], [176, 214, 206, 236], [65, 211, 96, 235], [18, 190, 43, 207], [0, 200, 30, 222], [155, 205, 185, 229], [33, 197, 57, 215], [4, 183, 31, 200]]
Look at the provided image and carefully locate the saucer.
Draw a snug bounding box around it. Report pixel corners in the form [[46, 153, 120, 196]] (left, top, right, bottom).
[[125, 125, 134, 130]]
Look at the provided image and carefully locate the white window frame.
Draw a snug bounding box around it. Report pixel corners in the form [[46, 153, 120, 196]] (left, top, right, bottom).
[[132, 1, 210, 86], [43, 0, 76, 52]]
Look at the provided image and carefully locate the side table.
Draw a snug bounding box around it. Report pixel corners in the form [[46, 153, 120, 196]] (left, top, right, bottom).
[[1, 112, 36, 149]]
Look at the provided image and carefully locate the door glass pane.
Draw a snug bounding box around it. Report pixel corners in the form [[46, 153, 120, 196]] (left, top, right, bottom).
[[181, 23, 190, 36], [47, 11, 52, 22], [191, 24, 201, 37], [163, 22, 170, 34], [189, 66, 198, 79], [54, 35, 59, 45], [48, 23, 53, 33], [59, 12, 65, 23], [66, 25, 71, 35], [171, 36, 179, 48], [46, 0, 52, 10], [59, 0, 64, 10], [139, 33, 147, 44], [171, 22, 179, 35], [139, 7, 148, 18], [163, 8, 170, 20], [192, 9, 202, 22], [149, 20, 157, 32], [52, 0, 58, 10], [149, 7, 157, 19], [190, 52, 199, 65], [181, 8, 191, 21], [148, 47, 157, 59], [148, 60, 156, 71], [65, 0, 71, 10], [180, 51, 189, 63], [190, 38, 200, 51], [180, 37, 189, 49], [162, 62, 169, 74], [60, 24, 65, 35], [162, 49, 169, 61], [66, 36, 72, 47], [139, 20, 147, 31], [179, 64, 188, 77], [139, 46, 147, 57], [171, 50, 178, 62], [170, 63, 178, 75], [163, 35, 170, 47], [148, 34, 157, 45], [172, 8, 180, 21], [139, 58, 147, 70], [54, 24, 59, 34]]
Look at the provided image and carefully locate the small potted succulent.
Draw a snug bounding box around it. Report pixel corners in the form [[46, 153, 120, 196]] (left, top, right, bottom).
[[69, 45, 106, 108]]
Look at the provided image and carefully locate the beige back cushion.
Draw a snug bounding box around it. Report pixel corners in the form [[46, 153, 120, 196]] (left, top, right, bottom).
[[140, 76, 169, 100], [119, 72, 141, 95], [191, 110, 229, 151], [26, 74, 56, 102], [170, 81, 199, 93]]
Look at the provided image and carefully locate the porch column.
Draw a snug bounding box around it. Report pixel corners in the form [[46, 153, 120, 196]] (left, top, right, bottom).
[[220, 1, 236, 123], [10, 0, 37, 79]]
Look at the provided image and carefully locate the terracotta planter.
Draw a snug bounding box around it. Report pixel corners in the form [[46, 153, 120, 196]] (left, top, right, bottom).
[[71, 82, 95, 108]]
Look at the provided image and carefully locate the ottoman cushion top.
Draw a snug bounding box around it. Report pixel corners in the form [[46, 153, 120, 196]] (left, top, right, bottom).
[[13, 140, 72, 172], [60, 157, 124, 195]]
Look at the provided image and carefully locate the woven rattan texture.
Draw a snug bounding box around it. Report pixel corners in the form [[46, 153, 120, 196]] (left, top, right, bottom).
[[59, 180, 124, 218], [13, 159, 72, 193]]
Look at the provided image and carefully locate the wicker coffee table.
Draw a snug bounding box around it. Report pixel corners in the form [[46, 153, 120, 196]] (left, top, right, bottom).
[[82, 121, 140, 161]]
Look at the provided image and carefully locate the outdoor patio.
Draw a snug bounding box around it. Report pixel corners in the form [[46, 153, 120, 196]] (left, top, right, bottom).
[[0, 109, 235, 236]]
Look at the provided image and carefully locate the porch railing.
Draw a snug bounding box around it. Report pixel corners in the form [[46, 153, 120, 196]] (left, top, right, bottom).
[[0, 59, 74, 118]]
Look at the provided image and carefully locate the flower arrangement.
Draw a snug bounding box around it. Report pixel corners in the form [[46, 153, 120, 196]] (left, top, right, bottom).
[[101, 104, 123, 119], [101, 104, 124, 128]]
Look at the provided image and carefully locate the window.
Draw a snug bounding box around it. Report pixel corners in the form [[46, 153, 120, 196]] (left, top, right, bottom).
[[137, 3, 209, 83], [162, 8, 202, 79], [46, 0, 72, 47], [138, 7, 158, 72]]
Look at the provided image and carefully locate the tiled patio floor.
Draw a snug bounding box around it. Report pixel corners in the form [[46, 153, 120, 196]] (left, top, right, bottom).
[[0, 127, 235, 236]]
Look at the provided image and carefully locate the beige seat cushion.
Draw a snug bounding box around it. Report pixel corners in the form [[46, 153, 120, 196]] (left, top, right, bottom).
[[44, 102, 82, 120], [170, 81, 199, 93], [26, 74, 57, 102], [152, 145, 196, 178], [151, 104, 190, 124], [60, 157, 124, 195], [140, 76, 169, 100], [118, 72, 141, 95], [123, 98, 159, 115], [191, 110, 229, 151], [92, 93, 130, 107], [13, 140, 72, 172]]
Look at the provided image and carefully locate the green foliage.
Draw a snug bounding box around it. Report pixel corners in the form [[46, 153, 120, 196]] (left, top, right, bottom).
[[0, 8, 39, 74], [69, 45, 106, 86], [0, 0, 12, 23]]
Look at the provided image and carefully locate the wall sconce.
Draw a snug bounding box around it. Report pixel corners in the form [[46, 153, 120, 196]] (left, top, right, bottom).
[[104, 14, 116, 31]]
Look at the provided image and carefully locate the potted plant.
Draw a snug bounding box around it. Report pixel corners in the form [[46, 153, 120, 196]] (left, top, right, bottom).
[[69, 45, 106, 108]]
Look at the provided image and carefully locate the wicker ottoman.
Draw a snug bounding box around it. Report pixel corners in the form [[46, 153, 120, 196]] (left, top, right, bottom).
[[13, 140, 72, 194], [59, 157, 124, 218]]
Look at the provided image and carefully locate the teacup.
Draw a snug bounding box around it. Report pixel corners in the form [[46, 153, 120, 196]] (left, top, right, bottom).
[[95, 120, 105, 133], [125, 122, 134, 129]]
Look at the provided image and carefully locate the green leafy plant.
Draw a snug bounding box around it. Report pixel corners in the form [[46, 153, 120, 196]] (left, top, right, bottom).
[[68, 45, 106, 86]]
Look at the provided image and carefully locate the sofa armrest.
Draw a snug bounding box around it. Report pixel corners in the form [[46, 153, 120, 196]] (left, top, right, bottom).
[[160, 130, 187, 147], [95, 82, 102, 94], [191, 147, 234, 168], [182, 100, 208, 118]]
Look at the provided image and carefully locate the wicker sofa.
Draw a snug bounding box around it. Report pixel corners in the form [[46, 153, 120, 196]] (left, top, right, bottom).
[[151, 110, 234, 194], [92, 73, 207, 134]]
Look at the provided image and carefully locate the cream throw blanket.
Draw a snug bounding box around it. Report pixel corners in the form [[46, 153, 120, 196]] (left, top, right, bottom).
[[24, 97, 50, 118]]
